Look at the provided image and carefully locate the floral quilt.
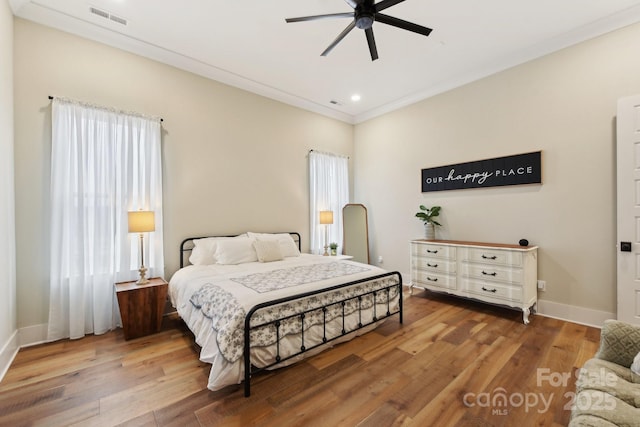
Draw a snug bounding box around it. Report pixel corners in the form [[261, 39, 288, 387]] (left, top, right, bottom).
[[229, 261, 369, 293], [189, 264, 399, 364]]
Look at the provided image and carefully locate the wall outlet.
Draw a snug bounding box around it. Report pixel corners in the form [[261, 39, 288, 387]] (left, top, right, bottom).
[[378, 255, 383, 264], [537, 280, 546, 292]]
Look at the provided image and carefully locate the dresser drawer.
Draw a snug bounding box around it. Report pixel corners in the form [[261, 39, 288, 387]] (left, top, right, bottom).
[[463, 279, 523, 303], [461, 263, 523, 285], [412, 270, 457, 290], [464, 248, 523, 267], [413, 257, 457, 274], [411, 243, 456, 260]]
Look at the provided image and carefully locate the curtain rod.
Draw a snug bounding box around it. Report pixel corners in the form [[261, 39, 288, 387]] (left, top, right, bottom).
[[48, 96, 163, 122], [309, 149, 349, 159]]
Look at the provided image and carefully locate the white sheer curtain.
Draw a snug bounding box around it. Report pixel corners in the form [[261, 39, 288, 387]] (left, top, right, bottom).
[[48, 98, 164, 341], [309, 150, 349, 255]]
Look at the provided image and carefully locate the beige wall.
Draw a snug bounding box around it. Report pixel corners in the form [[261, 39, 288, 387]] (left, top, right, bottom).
[[12, 15, 640, 334], [13, 19, 353, 330], [354, 22, 640, 320], [0, 0, 17, 371]]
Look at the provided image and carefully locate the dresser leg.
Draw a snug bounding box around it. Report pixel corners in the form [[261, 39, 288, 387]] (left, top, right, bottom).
[[409, 283, 414, 295], [522, 307, 531, 325]]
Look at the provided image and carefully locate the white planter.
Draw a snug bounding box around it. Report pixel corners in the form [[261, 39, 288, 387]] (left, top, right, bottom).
[[425, 223, 436, 240]]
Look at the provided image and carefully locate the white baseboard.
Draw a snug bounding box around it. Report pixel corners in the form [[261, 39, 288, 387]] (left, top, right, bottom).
[[18, 323, 49, 348], [536, 299, 615, 328], [404, 282, 615, 328], [0, 323, 51, 383], [0, 330, 19, 383]]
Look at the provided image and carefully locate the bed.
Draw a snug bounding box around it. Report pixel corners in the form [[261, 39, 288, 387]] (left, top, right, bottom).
[[169, 232, 403, 397]]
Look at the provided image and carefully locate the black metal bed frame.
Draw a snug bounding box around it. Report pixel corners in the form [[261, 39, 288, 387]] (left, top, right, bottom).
[[178, 232, 403, 397]]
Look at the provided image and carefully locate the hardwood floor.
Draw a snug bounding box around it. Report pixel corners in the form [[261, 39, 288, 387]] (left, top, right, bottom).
[[0, 289, 601, 427]]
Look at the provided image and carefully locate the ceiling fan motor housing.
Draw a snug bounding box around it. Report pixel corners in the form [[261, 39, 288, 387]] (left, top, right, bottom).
[[355, 3, 375, 29]]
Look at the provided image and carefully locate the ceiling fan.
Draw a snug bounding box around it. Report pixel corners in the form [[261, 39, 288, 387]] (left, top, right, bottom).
[[285, 0, 432, 61]]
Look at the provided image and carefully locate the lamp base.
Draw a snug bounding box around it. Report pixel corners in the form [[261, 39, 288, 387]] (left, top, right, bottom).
[[323, 245, 329, 256], [136, 266, 149, 285]]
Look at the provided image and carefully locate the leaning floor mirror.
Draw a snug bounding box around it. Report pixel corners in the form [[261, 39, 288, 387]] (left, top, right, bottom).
[[342, 204, 370, 264]]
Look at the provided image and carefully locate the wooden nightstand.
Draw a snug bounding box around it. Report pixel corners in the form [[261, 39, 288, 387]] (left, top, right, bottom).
[[115, 277, 168, 340]]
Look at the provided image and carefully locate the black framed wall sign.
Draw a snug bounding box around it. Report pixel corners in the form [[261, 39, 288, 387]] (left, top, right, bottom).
[[421, 151, 542, 192]]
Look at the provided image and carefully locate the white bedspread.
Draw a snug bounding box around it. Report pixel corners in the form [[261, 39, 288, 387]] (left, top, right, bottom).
[[169, 254, 400, 391]]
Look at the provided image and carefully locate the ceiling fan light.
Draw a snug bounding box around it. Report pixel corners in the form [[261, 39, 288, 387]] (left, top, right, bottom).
[[356, 13, 374, 29]]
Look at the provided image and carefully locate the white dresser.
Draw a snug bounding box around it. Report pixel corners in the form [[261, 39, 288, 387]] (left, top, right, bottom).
[[410, 239, 538, 324]]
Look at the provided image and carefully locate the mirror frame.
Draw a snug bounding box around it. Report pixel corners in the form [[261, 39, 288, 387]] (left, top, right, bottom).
[[342, 203, 370, 264]]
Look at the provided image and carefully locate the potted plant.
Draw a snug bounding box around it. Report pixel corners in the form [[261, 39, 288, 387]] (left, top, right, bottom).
[[415, 205, 441, 240], [329, 242, 338, 256]]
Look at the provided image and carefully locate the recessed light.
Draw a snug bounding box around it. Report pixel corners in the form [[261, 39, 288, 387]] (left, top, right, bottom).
[[351, 94, 361, 102]]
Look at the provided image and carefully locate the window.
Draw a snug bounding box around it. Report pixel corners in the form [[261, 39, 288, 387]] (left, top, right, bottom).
[[47, 98, 164, 340], [309, 151, 349, 255]]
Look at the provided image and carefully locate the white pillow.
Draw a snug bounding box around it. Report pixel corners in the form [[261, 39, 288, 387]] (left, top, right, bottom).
[[215, 238, 258, 265], [253, 239, 284, 262], [188, 235, 247, 265], [247, 232, 300, 257], [632, 351, 640, 376], [189, 238, 219, 265]]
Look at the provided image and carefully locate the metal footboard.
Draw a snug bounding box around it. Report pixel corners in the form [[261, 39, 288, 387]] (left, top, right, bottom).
[[242, 271, 403, 397]]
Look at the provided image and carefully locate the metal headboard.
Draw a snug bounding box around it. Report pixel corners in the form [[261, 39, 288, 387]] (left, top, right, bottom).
[[179, 232, 302, 268]]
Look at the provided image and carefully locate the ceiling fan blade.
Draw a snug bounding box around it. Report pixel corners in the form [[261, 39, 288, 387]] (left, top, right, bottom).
[[321, 21, 357, 56], [365, 28, 379, 61], [375, 0, 406, 12], [286, 12, 354, 23], [375, 13, 432, 37], [344, 0, 364, 8]]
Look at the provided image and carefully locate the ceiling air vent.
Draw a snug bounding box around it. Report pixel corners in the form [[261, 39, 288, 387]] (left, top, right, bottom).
[[89, 6, 127, 26], [109, 15, 127, 25], [89, 7, 109, 19]]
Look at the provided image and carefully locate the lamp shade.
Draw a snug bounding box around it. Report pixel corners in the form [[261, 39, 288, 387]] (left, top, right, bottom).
[[319, 210, 334, 225], [128, 211, 155, 233]]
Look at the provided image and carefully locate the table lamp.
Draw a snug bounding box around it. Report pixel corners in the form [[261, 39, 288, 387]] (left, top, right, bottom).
[[128, 210, 155, 285], [319, 210, 333, 256]]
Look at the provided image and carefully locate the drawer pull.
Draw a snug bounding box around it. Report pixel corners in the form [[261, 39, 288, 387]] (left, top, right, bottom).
[[427, 263, 438, 268], [427, 249, 439, 254], [481, 254, 497, 260], [427, 277, 438, 282], [482, 286, 497, 293], [482, 271, 497, 277]]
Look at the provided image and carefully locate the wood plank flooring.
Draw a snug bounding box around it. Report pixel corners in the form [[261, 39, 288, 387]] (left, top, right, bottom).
[[0, 289, 601, 426]]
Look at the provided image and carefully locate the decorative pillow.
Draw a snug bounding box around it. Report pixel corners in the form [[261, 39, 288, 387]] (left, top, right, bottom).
[[215, 238, 258, 265], [253, 239, 284, 263], [247, 232, 300, 257], [189, 238, 219, 265], [632, 351, 640, 376], [188, 235, 247, 265], [596, 319, 640, 367]]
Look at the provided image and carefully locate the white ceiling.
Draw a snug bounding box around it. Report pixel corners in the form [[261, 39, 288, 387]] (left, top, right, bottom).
[[10, 0, 640, 123]]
